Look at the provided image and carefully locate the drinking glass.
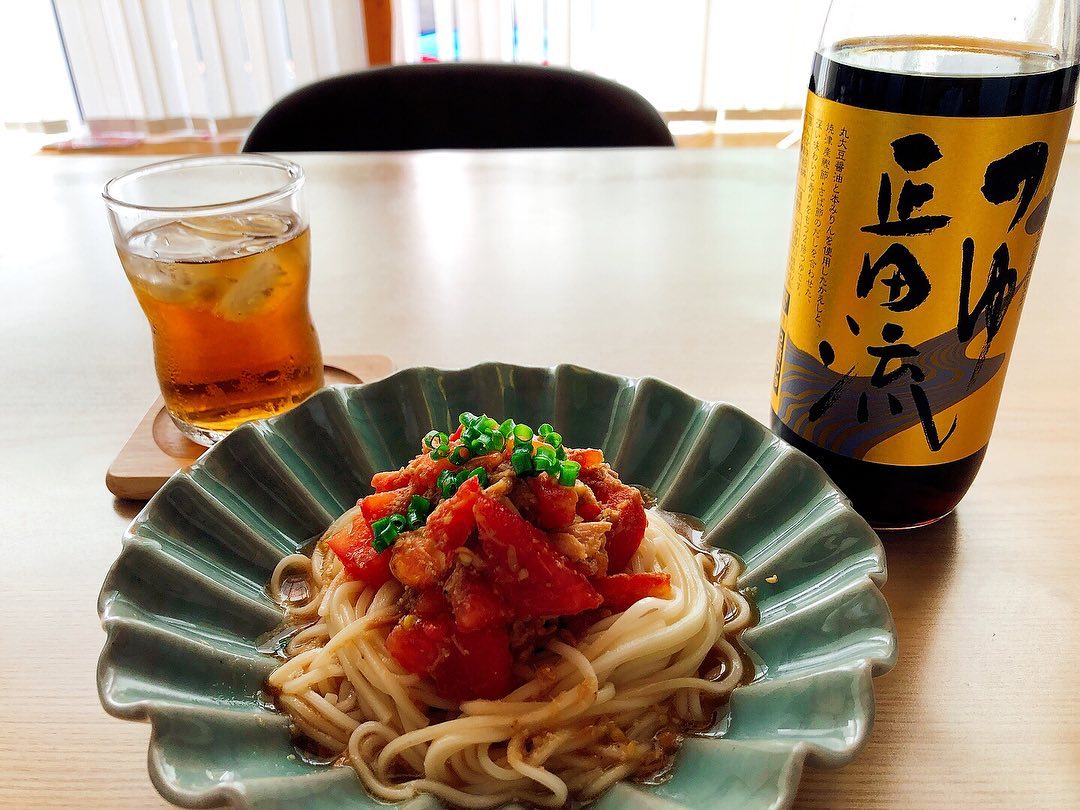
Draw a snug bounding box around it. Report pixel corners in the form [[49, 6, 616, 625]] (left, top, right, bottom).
[[104, 155, 324, 446]]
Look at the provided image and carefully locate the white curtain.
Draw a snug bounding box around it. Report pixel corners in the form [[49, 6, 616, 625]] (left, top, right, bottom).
[[52, 0, 368, 136], [9, 0, 1076, 140], [393, 0, 831, 114]]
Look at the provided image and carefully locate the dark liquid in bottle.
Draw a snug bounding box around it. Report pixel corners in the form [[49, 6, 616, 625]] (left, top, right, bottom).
[[776, 38, 1078, 530]]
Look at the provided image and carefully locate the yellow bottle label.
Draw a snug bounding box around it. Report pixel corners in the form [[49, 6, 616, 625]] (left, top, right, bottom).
[[772, 91, 1073, 465]]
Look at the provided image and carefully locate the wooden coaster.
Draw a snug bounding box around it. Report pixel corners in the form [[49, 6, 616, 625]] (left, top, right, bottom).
[[106, 355, 394, 501]]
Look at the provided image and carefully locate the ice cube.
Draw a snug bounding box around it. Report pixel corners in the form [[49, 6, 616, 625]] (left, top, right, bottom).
[[213, 257, 289, 321], [128, 214, 295, 263], [122, 250, 220, 305]]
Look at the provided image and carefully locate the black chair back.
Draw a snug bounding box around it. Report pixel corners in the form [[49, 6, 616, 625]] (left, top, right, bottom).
[[243, 63, 674, 152]]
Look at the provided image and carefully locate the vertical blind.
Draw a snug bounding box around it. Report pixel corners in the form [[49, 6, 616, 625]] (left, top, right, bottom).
[[397, 0, 832, 114], [17, 0, 1078, 141], [42, 0, 831, 138], [52, 0, 368, 135]]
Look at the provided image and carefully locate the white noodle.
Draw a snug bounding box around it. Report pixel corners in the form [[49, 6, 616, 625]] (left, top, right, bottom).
[[267, 510, 751, 807]]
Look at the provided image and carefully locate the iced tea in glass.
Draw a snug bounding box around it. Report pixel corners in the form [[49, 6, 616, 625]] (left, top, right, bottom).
[[104, 156, 323, 446]]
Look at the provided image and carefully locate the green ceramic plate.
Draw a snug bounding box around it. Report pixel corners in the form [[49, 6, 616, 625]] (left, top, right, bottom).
[[98, 363, 897, 809]]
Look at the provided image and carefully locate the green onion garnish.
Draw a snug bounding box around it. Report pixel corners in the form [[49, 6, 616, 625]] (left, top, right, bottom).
[[558, 460, 581, 487], [546, 431, 563, 450], [538, 423, 554, 437], [511, 447, 533, 474], [449, 446, 471, 466], [371, 516, 400, 552], [422, 430, 440, 450], [467, 467, 489, 487], [499, 419, 516, 437], [513, 424, 533, 444], [459, 412, 479, 428], [436, 469, 456, 498], [405, 495, 431, 530]]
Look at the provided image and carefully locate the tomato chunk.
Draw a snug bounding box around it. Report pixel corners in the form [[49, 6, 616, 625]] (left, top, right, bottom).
[[567, 447, 605, 470], [390, 477, 482, 588], [360, 486, 412, 524], [371, 453, 457, 495], [525, 473, 579, 530], [592, 572, 672, 613], [445, 565, 512, 631], [474, 492, 602, 619], [602, 487, 647, 573], [326, 513, 392, 588], [435, 625, 512, 700], [580, 467, 646, 573], [385, 614, 450, 677], [413, 588, 451, 618], [385, 614, 512, 700]]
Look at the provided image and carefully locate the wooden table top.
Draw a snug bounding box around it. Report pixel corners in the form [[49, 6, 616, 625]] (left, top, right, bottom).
[[2, 149, 1078, 809]]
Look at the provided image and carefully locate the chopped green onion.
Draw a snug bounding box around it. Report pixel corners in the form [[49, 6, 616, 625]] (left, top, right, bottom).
[[459, 412, 479, 428], [431, 443, 451, 460], [406, 511, 422, 530], [545, 431, 562, 450], [450, 446, 471, 466], [511, 447, 533, 474], [422, 430, 440, 450], [534, 455, 558, 474], [436, 469, 456, 497], [479, 416, 500, 433], [499, 419, 516, 437], [371, 516, 400, 552], [406, 494, 431, 529], [558, 460, 581, 487], [556, 446, 567, 461], [389, 514, 407, 532], [475, 432, 504, 453], [533, 444, 558, 474], [538, 423, 554, 437], [454, 469, 471, 488], [513, 424, 533, 444], [467, 467, 489, 487]]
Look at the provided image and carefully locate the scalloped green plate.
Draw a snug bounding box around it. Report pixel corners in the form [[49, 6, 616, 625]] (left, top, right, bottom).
[[98, 363, 897, 809]]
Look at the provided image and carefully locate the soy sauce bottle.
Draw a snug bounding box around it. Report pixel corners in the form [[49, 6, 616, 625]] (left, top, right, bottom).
[[772, 1, 1079, 529]]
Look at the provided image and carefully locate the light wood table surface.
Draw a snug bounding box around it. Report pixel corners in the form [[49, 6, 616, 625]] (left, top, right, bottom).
[[2, 149, 1078, 809]]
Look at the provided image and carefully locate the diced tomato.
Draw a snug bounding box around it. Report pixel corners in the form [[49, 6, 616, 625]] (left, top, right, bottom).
[[579, 466, 620, 501], [385, 614, 451, 677], [602, 486, 647, 573], [435, 625, 513, 700], [525, 473, 578, 530], [360, 486, 412, 524], [390, 477, 482, 588], [579, 468, 646, 573], [413, 589, 451, 618], [474, 492, 602, 619], [385, 613, 512, 700], [371, 468, 409, 492], [427, 475, 481, 550], [592, 572, 672, 613], [445, 565, 512, 631], [326, 514, 392, 588], [575, 483, 603, 521], [371, 453, 457, 495], [567, 447, 605, 470]]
